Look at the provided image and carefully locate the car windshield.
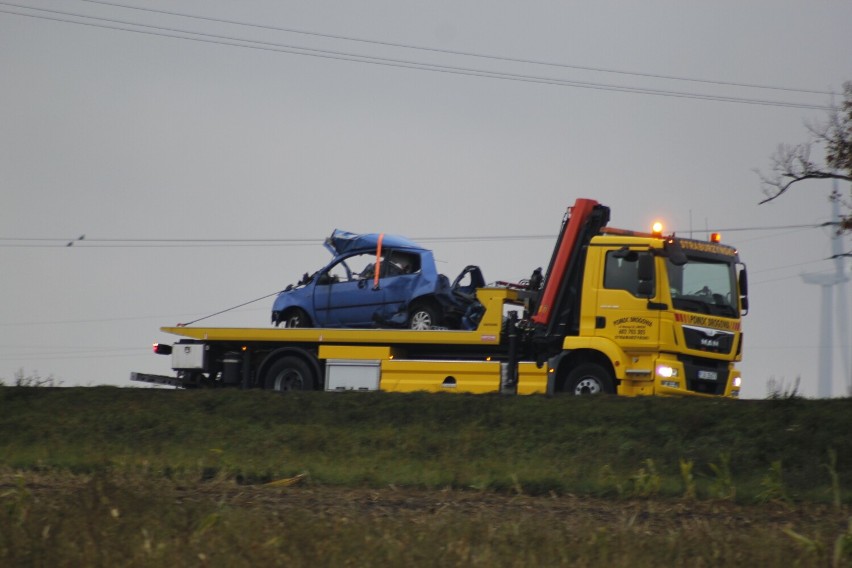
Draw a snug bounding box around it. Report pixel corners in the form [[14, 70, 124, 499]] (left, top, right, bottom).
[[666, 256, 738, 317]]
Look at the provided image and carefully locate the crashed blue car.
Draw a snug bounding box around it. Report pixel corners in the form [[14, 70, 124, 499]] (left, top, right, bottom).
[[271, 230, 484, 330]]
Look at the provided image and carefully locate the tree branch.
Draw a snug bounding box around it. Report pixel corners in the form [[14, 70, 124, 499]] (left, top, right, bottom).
[[757, 81, 852, 232], [759, 171, 852, 204]]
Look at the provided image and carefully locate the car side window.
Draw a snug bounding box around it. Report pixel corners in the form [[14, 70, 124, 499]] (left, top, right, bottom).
[[322, 251, 421, 284], [322, 261, 348, 283], [386, 251, 420, 274], [323, 254, 372, 283]]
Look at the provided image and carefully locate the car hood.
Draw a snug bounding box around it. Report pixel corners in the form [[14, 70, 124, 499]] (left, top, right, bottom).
[[325, 229, 425, 255]]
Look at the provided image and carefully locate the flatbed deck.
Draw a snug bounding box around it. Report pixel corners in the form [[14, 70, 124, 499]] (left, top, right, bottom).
[[162, 287, 526, 346]]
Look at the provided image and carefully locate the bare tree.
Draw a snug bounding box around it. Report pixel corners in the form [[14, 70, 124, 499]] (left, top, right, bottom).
[[758, 81, 852, 234]]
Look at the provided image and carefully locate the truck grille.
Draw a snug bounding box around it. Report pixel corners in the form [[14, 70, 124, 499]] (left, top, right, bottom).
[[679, 356, 730, 395], [682, 325, 735, 354]]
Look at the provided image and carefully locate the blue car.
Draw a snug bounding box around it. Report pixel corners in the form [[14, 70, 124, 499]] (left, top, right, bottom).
[[271, 230, 484, 330]]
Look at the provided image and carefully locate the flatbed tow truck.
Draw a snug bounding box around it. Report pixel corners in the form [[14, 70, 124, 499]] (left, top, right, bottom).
[[132, 198, 748, 398]]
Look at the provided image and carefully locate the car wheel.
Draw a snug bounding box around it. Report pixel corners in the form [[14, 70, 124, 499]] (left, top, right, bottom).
[[408, 303, 440, 330], [282, 308, 310, 328], [263, 356, 315, 391], [564, 363, 615, 395]]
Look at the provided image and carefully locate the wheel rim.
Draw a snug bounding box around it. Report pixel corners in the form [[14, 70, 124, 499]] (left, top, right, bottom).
[[574, 377, 603, 395], [284, 312, 303, 328], [410, 310, 432, 330], [273, 369, 304, 391]]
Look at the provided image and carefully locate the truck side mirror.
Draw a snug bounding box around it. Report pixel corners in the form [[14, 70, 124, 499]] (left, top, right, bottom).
[[739, 265, 749, 315], [637, 254, 655, 297], [638, 254, 654, 282], [664, 239, 688, 266]]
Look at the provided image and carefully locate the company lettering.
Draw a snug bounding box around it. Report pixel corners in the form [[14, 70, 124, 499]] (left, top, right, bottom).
[[675, 313, 741, 331], [679, 239, 737, 257], [614, 317, 654, 327]]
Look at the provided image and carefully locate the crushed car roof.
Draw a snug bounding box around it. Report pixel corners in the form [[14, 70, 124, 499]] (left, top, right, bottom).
[[325, 229, 426, 255]]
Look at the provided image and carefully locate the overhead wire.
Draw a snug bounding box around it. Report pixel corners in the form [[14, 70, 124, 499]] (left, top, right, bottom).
[[0, 348, 152, 361], [0, 222, 842, 248], [76, 0, 834, 97], [0, 2, 835, 111]]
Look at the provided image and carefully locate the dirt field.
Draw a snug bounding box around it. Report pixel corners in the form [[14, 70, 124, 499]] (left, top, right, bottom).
[[5, 472, 852, 566], [11, 472, 846, 531]]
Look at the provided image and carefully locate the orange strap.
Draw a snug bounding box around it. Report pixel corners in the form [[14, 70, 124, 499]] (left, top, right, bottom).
[[373, 233, 384, 289]]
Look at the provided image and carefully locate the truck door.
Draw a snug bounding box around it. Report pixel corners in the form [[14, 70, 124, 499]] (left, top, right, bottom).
[[594, 249, 661, 349]]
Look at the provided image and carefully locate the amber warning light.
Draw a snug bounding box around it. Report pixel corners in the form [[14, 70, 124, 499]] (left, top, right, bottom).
[[651, 222, 664, 236], [153, 343, 172, 355], [710, 232, 721, 243]]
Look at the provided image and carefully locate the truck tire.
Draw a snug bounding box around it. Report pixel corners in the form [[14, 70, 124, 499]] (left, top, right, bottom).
[[264, 356, 316, 391], [564, 362, 615, 395], [408, 303, 441, 330]]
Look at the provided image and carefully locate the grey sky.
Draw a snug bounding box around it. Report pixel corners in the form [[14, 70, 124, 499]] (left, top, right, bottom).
[[1, 1, 851, 398]]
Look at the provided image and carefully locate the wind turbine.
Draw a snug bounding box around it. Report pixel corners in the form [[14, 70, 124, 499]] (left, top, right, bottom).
[[800, 180, 851, 397]]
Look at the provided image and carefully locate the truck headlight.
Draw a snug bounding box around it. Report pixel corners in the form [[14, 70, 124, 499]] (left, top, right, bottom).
[[733, 376, 742, 388], [656, 365, 677, 378]]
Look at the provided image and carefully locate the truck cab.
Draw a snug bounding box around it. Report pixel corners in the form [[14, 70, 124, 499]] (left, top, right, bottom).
[[551, 230, 746, 398]]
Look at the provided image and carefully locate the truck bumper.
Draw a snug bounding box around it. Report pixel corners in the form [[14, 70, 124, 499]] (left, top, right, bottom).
[[129, 372, 183, 388]]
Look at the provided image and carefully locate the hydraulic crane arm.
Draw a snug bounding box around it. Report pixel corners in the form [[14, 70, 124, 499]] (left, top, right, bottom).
[[531, 198, 611, 337]]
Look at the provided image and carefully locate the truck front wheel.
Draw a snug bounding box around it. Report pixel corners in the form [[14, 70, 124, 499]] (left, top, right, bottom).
[[264, 356, 316, 391], [564, 363, 615, 395]]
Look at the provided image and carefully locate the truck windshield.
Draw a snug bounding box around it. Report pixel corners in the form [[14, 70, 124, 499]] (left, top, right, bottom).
[[665, 257, 738, 317]]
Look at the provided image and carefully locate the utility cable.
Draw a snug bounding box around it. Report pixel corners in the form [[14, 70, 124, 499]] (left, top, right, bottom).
[[0, 3, 834, 111], [76, 0, 834, 97], [0, 222, 840, 248]]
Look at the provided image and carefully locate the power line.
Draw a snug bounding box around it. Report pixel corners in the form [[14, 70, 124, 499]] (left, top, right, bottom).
[[77, 0, 834, 98], [0, 3, 834, 111], [0, 222, 837, 248], [0, 236, 554, 248], [683, 222, 841, 232], [0, 314, 202, 326], [751, 258, 828, 275], [0, 349, 151, 361], [0, 236, 325, 248], [0, 237, 321, 243], [0, 346, 146, 357]]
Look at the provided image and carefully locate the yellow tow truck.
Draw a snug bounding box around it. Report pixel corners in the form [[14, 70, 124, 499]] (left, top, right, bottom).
[[131, 198, 748, 397]]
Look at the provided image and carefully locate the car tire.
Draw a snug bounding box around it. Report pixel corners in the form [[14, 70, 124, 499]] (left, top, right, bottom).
[[282, 308, 310, 328], [408, 303, 441, 330]]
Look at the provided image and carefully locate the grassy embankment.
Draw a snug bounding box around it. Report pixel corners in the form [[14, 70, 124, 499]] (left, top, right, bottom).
[[2, 386, 852, 566]]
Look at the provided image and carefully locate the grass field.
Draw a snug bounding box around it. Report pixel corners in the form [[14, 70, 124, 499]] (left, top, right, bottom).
[[2, 386, 852, 566]]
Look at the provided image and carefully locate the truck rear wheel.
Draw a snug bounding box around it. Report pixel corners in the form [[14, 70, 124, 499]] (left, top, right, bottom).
[[564, 363, 615, 395], [264, 356, 316, 391]]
